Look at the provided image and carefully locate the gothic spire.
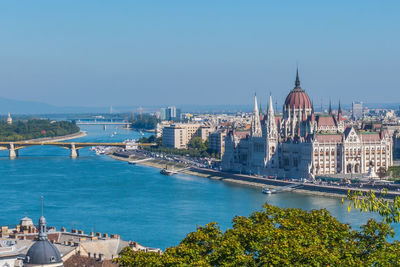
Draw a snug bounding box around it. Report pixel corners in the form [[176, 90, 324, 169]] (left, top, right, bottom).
[[251, 94, 262, 137], [295, 67, 300, 88], [268, 93, 274, 116], [338, 100, 342, 114], [266, 94, 277, 137], [328, 100, 332, 115], [253, 93, 259, 114]]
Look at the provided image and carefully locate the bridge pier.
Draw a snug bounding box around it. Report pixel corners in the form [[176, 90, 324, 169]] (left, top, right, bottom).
[[9, 143, 18, 159], [70, 143, 79, 158]]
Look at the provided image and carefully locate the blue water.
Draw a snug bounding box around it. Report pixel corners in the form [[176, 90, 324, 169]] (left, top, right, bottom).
[[0, 125, 396, 249]]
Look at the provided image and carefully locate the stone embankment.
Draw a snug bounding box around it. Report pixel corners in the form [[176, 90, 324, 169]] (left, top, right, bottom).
[[111, 153, 400, 199]]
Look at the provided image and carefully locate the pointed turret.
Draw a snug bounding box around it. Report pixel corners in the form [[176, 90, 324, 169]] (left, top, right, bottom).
[[328, 100, 332, 115], [253, 93, 258, 114], [268, 94, 274, 117], [266, 94, 277, 138], [295, 67, 300, 88], [337, 100, 343, 121], [251, 94, 262, 137]]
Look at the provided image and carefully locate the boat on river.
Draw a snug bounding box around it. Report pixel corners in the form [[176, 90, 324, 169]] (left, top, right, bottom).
[[262, 187, 276, 194], [160, 165, 177, 176]]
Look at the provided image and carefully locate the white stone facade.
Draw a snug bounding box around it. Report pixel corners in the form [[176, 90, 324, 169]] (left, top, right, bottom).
[[222, 73, 393, 178]]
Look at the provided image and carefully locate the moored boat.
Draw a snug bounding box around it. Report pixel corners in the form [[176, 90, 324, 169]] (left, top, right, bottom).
[[262, 187, 276, 194]]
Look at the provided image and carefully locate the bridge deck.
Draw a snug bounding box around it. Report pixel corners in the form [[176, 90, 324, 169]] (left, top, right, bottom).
[[0, 142, 153, 147]]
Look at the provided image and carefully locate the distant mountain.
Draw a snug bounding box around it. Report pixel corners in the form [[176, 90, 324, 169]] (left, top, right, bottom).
[[0, 97, 399, 115], [0, 97, 108, 114]]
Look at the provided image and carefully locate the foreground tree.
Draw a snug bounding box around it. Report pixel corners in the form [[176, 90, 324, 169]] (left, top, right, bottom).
[[115, 203, 400, 266]]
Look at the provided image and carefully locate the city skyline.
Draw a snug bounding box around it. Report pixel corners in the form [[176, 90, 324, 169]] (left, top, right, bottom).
[[0, 1, 399, 107]]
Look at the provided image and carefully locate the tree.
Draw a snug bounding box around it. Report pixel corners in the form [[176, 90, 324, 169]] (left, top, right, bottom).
[[115, 202, 400, 266], [188, 137, 207, 151], [377, 167, 387, 179], [345, 189, 400, 224], [130, 114, 159, 130], [0, 119, 79, 141]]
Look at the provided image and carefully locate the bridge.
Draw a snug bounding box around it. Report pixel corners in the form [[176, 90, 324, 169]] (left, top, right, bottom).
[[76, 122, 130, 126], [0, 141, 154, 159]]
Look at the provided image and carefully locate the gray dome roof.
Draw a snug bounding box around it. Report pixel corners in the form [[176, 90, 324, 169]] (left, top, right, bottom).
[[24, 240, 62, 265]]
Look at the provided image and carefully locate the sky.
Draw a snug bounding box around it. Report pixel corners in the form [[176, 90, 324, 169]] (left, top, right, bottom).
[[0, 1, 399, 108]]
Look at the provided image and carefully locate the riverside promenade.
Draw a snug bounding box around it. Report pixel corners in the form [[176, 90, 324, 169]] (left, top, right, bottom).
[[111, 152, 400, 199]]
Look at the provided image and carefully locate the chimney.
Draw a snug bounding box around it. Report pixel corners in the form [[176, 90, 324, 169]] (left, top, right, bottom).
[[111, 234, 120, 239], [78, 230, 84, 235], [61, 227, 66, 232], [95, 232, 101, 237], [129, 241, 139, 249], [103, 233, 108, 238], [71, 229, 77, 234]]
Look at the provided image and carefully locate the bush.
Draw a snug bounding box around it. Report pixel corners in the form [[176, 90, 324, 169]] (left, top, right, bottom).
[[115, 202, 400, 266]]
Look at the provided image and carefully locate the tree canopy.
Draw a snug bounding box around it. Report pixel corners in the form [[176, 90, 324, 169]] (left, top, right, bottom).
[[0, 119, 80, 141], [130, 114, 159, 130], [115, 202, 400, 266]]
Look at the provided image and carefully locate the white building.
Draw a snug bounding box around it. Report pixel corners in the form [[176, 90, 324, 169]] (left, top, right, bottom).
[[162, 123, 214, 149], [222, 70, 393, 177]]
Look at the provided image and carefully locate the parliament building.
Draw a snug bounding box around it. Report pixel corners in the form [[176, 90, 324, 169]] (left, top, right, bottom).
[[222, 70, 393, 178]]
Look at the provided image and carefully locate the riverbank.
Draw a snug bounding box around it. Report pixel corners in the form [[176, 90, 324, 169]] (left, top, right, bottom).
[[0, 131, 87, 152], [27, 131, 87, 142], [110, 153, 399, 199]]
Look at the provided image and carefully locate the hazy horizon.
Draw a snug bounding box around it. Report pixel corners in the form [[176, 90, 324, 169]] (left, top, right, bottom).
[[1, 1, 399, 108]]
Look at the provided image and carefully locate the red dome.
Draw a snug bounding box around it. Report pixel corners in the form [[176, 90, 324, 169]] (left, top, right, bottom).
[[284, 87, 312, 110]]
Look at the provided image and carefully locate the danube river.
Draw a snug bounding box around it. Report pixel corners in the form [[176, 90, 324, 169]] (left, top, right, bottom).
[[0, 125, 396, 249]]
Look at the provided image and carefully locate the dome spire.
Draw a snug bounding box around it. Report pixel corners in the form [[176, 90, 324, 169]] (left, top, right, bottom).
[[38, 196, 48, 241], [295, 67, 300, 88]]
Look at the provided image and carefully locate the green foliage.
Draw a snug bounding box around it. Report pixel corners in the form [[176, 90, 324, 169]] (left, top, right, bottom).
[[130, 114, 159, 130], [143, 135, 217, 158], [377, 167, 387, 178], [0, 119, 79, 141], [138, 135, 157, 144], [188, 137, 208, 152], [388, 166, 400, 179], [115, 203, 400, 266], [345, 189, 400, 224]]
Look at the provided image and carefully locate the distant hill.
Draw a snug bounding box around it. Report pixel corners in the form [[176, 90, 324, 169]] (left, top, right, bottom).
[[0, 97, 398, 115], [0, 97, 108, 114]]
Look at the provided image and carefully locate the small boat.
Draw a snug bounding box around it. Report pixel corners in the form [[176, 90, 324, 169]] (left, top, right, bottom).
[[262, 188, 276, 194], [128, 161, 136, 165], [160, 165, 177, 176]]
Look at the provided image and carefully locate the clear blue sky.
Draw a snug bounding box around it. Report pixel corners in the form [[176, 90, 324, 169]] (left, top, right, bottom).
[[0, 1, 399, 107]]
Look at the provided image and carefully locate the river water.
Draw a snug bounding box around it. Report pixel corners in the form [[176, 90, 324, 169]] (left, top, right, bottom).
[[0, 125, 396, 249]]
